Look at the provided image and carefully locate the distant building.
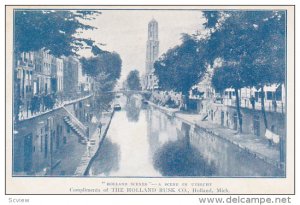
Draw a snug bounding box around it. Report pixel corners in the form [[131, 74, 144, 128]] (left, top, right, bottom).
[[187, 62, 286, 139], [50, 57, 64, 94], [189, 65, 215, 113], [80, 75, 94, 93], [63, 56, 82, 97], [144, 18, 159, 90], [222, 84, 286, 113], [200, 83, 286, 139]]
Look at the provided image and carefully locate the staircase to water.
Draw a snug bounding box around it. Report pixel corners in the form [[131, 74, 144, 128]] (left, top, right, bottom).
[[62, 107, 89, 144]]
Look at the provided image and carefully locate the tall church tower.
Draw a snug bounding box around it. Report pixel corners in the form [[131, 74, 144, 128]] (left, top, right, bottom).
[[144, 19, 159, 90], [146, 19, 159, 74]]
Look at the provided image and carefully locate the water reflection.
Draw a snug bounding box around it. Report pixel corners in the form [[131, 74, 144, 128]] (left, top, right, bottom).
[[125, 95, 141, 122], [153, 139, 216, 176], [89, 95, 283, 177], [89, 138, 120, 176], [190, 128, 283, 176]]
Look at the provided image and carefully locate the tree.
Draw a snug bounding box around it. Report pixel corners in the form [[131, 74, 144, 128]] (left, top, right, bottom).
[[43, 94, 56, 110], [207, 11, 257, 133], [246, 11, 286, 129], [14, 10, 101, 122], [212, 64, 247, 133], [208, 11, 286, 131], [31, 95, 41, 113], [154, 35, 208, 109], [81, 51, 122, 82], [14, 10, 101, 56], [81, 52, 122, 111], [125, 70, 141, 91]]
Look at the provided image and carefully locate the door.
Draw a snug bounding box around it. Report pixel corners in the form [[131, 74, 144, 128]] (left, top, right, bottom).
[[233, 113, 238, 130], [23, 134, 33, 172], [221, 111, 224, 126], [253, 115, 260, 137]]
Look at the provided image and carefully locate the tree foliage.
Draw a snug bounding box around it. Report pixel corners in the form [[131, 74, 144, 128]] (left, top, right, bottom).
[[81, 52, 122, 111], [15, 10, 101, 57], [125, 70, 141, 91], [154, 35, 208, 95], [212, 64, 246, 92], [81, 52, 122, 81], [208, 11, 286, 89], [208, 10, 286, 131]]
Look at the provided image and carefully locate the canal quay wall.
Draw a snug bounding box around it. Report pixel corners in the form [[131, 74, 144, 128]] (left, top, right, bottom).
[[205, 102, 286, 140], [78, 111, 115, 176], [147, 101, 178, 117], [147, 101, 283, 170], [13, 96, 94, 175]]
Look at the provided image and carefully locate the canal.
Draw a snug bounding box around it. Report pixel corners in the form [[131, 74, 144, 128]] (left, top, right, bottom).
[[88, 94, 283, 177]]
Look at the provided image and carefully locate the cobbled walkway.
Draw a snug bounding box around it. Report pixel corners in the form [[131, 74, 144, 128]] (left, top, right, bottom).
[[74, 111, 113, 176]]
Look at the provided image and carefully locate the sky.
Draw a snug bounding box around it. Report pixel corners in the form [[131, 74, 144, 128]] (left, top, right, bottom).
[[78, 10, 206, 82]]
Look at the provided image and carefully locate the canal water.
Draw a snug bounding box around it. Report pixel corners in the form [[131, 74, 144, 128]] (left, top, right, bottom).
[[88, 94, 283, 177]]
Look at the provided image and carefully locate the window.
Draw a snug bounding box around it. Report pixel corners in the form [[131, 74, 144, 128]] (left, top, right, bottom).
[[40, 135, 43, 152], [44, 134, 48, 158], [233, 113, 238, 130], [276, 90, 282, 101], [226, 112, 229, 127], [258, 92, 265, 98], [271, 125, 277, 134], [63, 136, 67, 144], [253, 115, 260, 137], [267, 91, 273, 100], [56, 125, 60, 149]]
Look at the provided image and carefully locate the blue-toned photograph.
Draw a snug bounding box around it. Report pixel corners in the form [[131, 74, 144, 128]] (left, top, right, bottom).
[[12, 9, 286, 178]]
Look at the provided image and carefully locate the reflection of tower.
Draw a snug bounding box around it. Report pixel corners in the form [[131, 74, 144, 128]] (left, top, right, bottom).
[[145, 19, 159, 90], [147, 108, 160, 155]]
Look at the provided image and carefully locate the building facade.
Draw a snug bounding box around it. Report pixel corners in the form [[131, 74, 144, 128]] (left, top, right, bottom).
[[13, 50, 94, 175], [56, 58, 64, 93], [13, 97, 93, 175], [16, 50, 58, 118], [50, 57, 64, 95], [80, 75, 94, 93], [33, 50, 52, 96], [144, 19, 159, 90], [16, 52, 35, 117], [63, 56, 82, 98], [197, 83, 286, 140]]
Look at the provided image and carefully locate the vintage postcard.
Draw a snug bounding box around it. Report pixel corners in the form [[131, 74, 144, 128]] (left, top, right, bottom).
[[5, 5, 295, 194]]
